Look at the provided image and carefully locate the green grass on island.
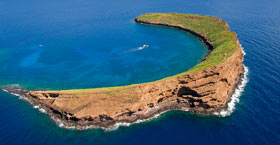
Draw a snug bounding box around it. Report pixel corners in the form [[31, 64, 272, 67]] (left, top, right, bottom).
[[42, 13, 239, 93], [136, 13, 238, 75]]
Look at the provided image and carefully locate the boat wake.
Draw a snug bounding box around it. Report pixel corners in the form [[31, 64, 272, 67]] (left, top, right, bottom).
[[127, 44, 149, 52]]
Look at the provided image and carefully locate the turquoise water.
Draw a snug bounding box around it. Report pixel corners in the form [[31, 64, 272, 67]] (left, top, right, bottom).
[[1, 0, 280, 145], [0, 2, 207, 90]]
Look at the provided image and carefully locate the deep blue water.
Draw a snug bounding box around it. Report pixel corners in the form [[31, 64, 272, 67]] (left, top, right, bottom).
[[0, 0, 280, 145]]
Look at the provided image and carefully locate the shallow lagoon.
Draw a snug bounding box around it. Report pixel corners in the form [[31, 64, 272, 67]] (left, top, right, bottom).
[[0, 1, 208, 90]]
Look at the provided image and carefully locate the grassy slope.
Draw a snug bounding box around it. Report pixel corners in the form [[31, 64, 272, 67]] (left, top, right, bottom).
[[40, 13, 239, 93], [137, 13, 238, 76]]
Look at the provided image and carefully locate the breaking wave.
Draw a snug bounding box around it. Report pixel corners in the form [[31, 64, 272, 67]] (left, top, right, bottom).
[[33, 105, 47, 114], [214, 65, 248, 117], [52, 109, 170, 131], [2, 86, 48, 115], [214, 45, 249, 117]]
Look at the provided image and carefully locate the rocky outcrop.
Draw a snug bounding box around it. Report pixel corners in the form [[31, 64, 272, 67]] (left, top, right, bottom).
[[3, 13, 244, 130]]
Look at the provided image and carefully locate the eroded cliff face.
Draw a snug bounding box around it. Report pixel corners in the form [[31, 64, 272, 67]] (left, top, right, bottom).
[[19, 43, 243, 129]]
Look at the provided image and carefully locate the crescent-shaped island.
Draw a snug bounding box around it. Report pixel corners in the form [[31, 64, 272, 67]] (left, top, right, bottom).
[[3, 13, 245, 130]]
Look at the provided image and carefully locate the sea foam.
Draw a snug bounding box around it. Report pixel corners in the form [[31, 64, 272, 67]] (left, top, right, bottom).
[[214, 65, 248, 117], [214, 45, 249, 117]]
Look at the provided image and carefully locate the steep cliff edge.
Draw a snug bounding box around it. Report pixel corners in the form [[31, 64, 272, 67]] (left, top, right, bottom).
[[3, 13, 244, 130]]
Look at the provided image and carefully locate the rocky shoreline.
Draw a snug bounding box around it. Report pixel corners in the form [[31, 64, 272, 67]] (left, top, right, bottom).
[[135, 18, 214, 53], [2, 64, 247, 130], [2, 13, 245, 130], [2, 66, 247, 130]]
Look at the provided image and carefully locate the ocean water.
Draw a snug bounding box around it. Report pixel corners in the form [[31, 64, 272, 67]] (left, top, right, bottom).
[[0, 0, 280, 144]]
